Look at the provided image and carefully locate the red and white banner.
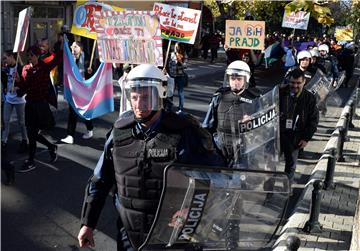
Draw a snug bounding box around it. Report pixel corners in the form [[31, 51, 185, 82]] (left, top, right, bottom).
[[13, 7, 32, 53]]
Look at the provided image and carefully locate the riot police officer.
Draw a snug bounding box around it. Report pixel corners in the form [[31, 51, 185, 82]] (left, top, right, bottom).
[[77, 64, 224, 250], [317, 44, 339, 79], [202, 60, 261, 166], [284, 50, 315, 85]]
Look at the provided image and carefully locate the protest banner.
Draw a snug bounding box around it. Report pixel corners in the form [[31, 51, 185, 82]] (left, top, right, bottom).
[[281, 11, 310, 30], [13, 7, 32, 53], [95, 10, 163, 66], [71, 1, 122, 39], [335, 26, 353, 41], [153, 2, 201, 44], [225, 20, 265, 50]]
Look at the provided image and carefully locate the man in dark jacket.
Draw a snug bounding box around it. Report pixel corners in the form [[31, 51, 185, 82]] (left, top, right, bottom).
[[279, 68, 319, 180], [77, 64, 224, 250]]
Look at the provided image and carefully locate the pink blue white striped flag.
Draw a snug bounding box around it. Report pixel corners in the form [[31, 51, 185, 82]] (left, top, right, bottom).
[[63, 39, 114, 120]]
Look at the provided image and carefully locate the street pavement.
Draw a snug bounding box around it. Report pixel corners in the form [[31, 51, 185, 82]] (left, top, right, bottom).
[[1, 54, 359, 251]]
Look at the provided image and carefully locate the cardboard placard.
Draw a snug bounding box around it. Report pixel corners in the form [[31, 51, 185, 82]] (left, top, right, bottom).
[[225, 20, 265, 50], [282, 11, 310, 30], [96, 10, 163, 66], [71, 1, 123, 39], [153, 2, 201, 44]]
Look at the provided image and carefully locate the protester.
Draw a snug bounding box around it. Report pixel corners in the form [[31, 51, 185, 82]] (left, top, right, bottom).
[[241, 50, 260, 87], [209, 33, 220, 63], [1, 50, 28, 153], [281, 40, 297, 71], [77, 64, 224, 250], [203, 60, 261, 166], [279, 69, 318, 181], [168, 42, 188, 113], [15, 43, 63, 172], [61, 41, 94, 144], [118, 63, 131, 115]]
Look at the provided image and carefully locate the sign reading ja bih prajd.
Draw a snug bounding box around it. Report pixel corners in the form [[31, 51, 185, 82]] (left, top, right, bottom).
[[225, 20, 265, 50]]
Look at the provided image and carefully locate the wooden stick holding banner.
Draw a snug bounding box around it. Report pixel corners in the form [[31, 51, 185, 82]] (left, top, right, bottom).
[[88, 40, 97, 73], [163, 40, 172, 73], [11, 54, 20, 93]]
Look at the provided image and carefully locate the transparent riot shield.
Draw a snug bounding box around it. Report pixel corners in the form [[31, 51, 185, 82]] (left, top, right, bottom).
[[141, 164, 290, 251], [217, 86, 280, 172], [305, 69, 332, 103], [306, 69, 342, 110]]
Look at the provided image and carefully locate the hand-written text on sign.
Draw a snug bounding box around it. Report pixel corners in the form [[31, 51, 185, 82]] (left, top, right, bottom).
[[225, 20, 265, 50], [153, 3, 201, 44], [96, 11, 163, 66]]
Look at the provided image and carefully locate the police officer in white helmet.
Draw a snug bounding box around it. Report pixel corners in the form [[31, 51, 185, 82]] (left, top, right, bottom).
[[284, 50, 315, 85], [203, 60, 261, 165], [78, 64, 224, 250]]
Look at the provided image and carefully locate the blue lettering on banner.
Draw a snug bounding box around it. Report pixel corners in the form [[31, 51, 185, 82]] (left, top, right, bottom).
[[75, 6, 86, 26]]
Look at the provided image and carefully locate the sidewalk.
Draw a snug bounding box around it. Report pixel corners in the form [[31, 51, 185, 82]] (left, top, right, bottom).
[[273, 71, 360, 249]]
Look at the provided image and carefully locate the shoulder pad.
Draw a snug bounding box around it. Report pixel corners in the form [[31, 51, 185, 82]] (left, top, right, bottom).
[[161, 111, 200, 131], [246, 87, 262, 98], [114, 110, 136, 129], [215, 86, 231, 95]]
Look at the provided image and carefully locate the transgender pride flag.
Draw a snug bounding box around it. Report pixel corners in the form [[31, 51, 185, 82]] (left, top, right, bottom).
[[63, 39, 114, 120]]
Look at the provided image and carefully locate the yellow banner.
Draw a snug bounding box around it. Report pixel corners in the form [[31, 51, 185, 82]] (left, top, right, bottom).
[[335, 26, 353, 41], [71, 1, 123, 39], [225, 20, 265, 50]]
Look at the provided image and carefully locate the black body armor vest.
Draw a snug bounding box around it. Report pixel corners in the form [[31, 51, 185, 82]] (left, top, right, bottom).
[[112, 111, 200, 249]]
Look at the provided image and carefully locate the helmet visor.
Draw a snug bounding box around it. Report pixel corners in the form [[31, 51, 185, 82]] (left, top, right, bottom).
[[125, 82, 163, 118], [223, 69, 250, 92]]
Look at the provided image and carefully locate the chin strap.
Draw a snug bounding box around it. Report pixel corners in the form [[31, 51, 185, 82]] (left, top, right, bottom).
[[135, 111, 158, 123]]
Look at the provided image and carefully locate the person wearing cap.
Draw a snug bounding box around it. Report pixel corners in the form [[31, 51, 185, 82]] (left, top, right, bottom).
[[202, 60, 261, 165], [77, 64, 224, 250], [279, 68, 318, 182]]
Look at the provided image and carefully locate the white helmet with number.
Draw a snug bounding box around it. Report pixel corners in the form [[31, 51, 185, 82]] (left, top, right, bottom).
[[318, 44, 329, 53], [125, 64, 167, 113], [224, 60, 251, 92], [296, 50, 312, 63], [309, 49, 320, 58]]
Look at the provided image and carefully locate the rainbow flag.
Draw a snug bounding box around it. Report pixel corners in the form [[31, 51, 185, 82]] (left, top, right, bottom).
[[63, 39, 114, 120]]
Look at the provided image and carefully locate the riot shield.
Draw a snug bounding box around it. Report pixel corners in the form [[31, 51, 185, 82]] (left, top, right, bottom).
[[306, 69, 342, 110], [217, 86, 280, 172], [305, 69, 332, 103], [141, 164, 290, 251]]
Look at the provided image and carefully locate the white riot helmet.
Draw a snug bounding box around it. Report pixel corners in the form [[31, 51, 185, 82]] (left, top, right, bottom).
[[309, 49, 320, 58], [296, 50, 312, 63], [125, 64, 167, 118], [318, 44, 329, 54], [224, 60, 251, 93]]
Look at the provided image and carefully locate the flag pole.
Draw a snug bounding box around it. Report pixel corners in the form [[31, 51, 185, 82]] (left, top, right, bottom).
[[89, 39, 97, 71], [11, 54, 20, 93], [163, 40, 172, 73]]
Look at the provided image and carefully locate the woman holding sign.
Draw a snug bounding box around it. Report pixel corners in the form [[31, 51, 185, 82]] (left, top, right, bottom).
[[168, 42, 188, 113]]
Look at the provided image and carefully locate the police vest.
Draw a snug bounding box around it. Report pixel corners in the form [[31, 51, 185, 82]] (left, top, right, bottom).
[[318, 57, 332, 75], [112, 112, 200, 249], [216, 89, 259, 160]]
